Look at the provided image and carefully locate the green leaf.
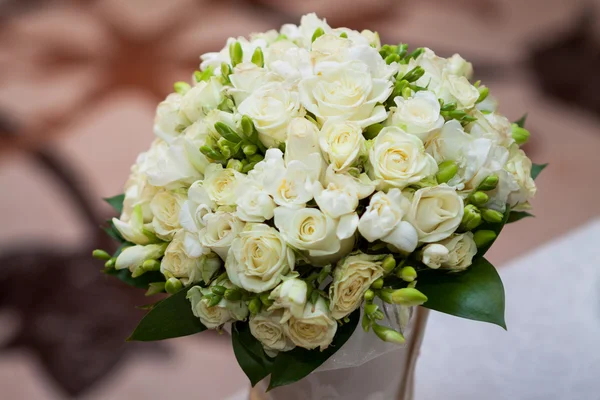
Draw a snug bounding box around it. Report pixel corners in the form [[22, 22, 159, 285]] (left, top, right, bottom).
[[507, 211, 534, 223], [104, 268, 165, 289], [418, 257, 506, 329], [267, 309, 360, 391], [232, 322, 274, 387], [103, 220, 126, 243], [128, 286, 206, 341], [104, 194, 125, 214], [531, 163, 547, 180], [514, 113, 527, 128]]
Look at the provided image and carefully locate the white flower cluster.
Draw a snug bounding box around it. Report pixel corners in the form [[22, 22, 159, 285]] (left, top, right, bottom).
[[110, 13, 536, 353]]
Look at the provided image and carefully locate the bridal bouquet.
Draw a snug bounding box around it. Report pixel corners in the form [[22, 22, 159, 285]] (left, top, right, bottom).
[[95, 13, 544, 390]]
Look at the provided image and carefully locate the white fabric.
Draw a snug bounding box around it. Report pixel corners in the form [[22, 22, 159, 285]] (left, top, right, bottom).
[[416, 219, 600, 400]]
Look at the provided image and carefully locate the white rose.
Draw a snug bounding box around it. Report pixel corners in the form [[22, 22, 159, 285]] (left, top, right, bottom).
[[150, 189, 187, 241], [299, 61, 392, 128], [274, 206, 354, 266], [505, 144, 537, 208], [187, 284, 248, 329], [180, 77, 224, 123], [391, 91, 444, 142], [329, 252, 385, 319], [468, 110, 514, 147], [225, 224, 295, 293], [199, 211, 245, 261], [284, 297, 337, 351], [250, 310, 295, 355], [234, 179, 276, 223], [228, 62, 282, 104], [368, 126, 438, 190], [284, 117, 321, 165], [310, 33, 352, 64], [446, 54, 474, 79], [319, 119, 365, 172], [438, 74, 479, 110], [237, 82, 304, 147], [201, 164, 240, 207], [406, 184, 464, 243], [140, 139, 202, 188], [266, 40, 312, 86], [153, 93, 189, 142], [121, 157, 159, 223], [161, 230, 221, 284], [358, 189, 418, 253], [437, 232, 478, 271], [411, 48, 448, 92], [268, 277, 308, 323], [115, 243, 167, 272], [421, 243, 450, 269]]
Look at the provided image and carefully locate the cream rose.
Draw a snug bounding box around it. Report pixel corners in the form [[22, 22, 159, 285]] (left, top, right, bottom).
[[140, 139, 202, 188], [228, 62, 282, 104], [201, 164, 240, 207], [150, 189, 187, 241], [329, 252, 385, 319], [446, 54, 474, 79], [153, 93, 189, 142], [437, 232, 478, 271], [187, 284, 249, 329], [199, 211, 245, 261], [298, 61, 392, 128], [391, 91, 444, 142], [406, 184, 464, 243], [274, 206, 354, 266], [237, 82, 304, 147], [439, 74, 479, 110], [234, 180, 276, 223], [284, 297, 337, 351], [179, 77, 224, 123], [358, 189, 418, 253], [161, 230, 221, 284], [250, 310, 295, 355], [319, 119, 365, 172], [469, 110, 514, 148], [225, 224, 294, 293], [268, 278, 308, 323], [284, 117, 321, 165], [505, 144, 537, 208], [368, 126, 438, 190]]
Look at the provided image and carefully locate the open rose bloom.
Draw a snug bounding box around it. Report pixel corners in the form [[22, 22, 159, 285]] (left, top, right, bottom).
[[96, 12, 543, 396]]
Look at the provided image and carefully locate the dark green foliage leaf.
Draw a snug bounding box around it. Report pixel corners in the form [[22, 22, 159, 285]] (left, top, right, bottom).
[[514, 113, 527, 128], [128, 286, 206, 341], [102, 220, 126, 243], [104, 193, 125, 214], [232, 322, 274, 387], [267, 309, 360, 391], [104, 268, 165, 289], [507, 211, 534, 223], [418, 258, 506, 329], [531, 163, 548, 180]]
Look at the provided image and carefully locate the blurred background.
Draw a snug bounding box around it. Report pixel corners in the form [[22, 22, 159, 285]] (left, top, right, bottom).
[[0, 0, 599, 399]]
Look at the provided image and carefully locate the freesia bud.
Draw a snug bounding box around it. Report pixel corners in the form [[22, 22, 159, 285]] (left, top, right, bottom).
[[142, 259, 160, 271], [460, 205, 482, 231], [206, 293, 222, 307], [311, 27, 325, 42], [339, 32, 348, 38], [481, 208, 504, 224], [476, 86, 489, 103], [511, 124, 530, 145], [242, 144, 257, 156], [194, 66, 214, 82], [373, 324, 405, 344], [362, 315, 371, 332], [477, 174, 498, 191], [364, 303, 379, 317], [248, 154, 263, 163], [248, 297, 262, 315], [200, 145, 225, 161], [378, 288, 394, 304], [382, 255, 396, 275], [401, 86, 412, 99], [469, 191, 489, 207], [371, 278, 384, 290], [226, 159, 243, 172], [211, 285, 227, 296], [224, 288, 242, 301], [385, 53, 400, 64], [251, 47, 264, 67], [145, 282, 166, 296], [364, 289, 375, 302], [93, 249, 111, 260], [259, 292, 273, 307], [436, 160, 458, 184], [473, 230, 497, 248], [173, 81, 191, 95], [165, 277, 183, 294], [105, 258, 116, 269], [397, 266, 417, 282], [220, 63, 232, 83], [229, 41, 243, 67], [391, 288, 428, 306], [401, 66, 425, 82], [363, 123, 383, 139]]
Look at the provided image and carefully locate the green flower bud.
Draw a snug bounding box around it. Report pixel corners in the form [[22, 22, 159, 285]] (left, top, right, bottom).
[[373, 310, 385, 320], [397, 266, 417, 282], [473, 230, 497, 248], [361, 314, 371, 332], [364, 123, 384, 140], [364, 303, 379, 317], [220, 63, 232, 83], [215, 122, 242, 143], [145, 282, 166, 296], [242, 144, 257, 156], [92, 249, 111, 260], [477, 174, 498, 191], [248, 297, 262, 315], [173, 81, 191, 95], [436, 160, 458, 183], [227, 159, 243, 172], [371, 277, 384, 290], [194, 66, 214, 82], [339, 32, 348, 38], [104, 258, 116, 269], [248, 154, 264, 163], [131, 265, 145, 278], [476, 86, 489, 103], [469, 191, 489, 207], [207, 293, 222, 307], [241, 115, 256, 138], [200, 145, 225, 161], [373, 324, 405, 344], [364, 289, 375, 302], [382, 255, 396, 275], [165, 277, 183, 294], [259, 292, 273, 307], [224, 288, 243, 301], [460, 204, 482, 231], [211, 285, 227, 296], [311, 27, 325, 43], [440, 101, 457, 111], [229, 41, 243, 67], [401, 66, 425, 82], [391, 288, 428, 306], [397, 43, 408, 58], [401, 86, 412, 99], [241, 162, 257, 173], [217, 138, 233, 159], [385, 53, 400, 65], [251, 47, 264, 67], [378, 288, 394, 304], [481, 208, 504, 224], [511, 124, 530, 145]]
